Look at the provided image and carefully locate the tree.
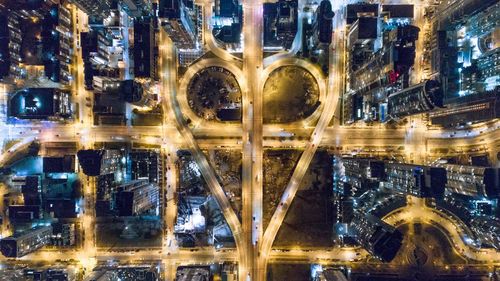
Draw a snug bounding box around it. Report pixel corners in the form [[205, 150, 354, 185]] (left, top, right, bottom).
[[27, 142, 40, 157]]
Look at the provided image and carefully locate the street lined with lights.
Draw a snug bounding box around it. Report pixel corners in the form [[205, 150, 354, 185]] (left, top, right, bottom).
[[0, 0, 499, 279]]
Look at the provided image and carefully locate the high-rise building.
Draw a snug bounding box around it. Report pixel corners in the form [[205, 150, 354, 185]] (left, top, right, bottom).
[[387, 80, 444, 120], [429, 91, 500, 127], [346, 3, 378, 25], [8, 88, 72, 120], [159, 0, 180, 19], [43, 155, 76, 173], [51, 223, 76, 246], [383, 163, 447, 199], [57, 3, 74, 85], [8, 205, 42, 221], [133, 17, 155, 78], [19, 176, 41, 206], [344, 23, 421, 123], [275, 0, 297, 49], [0, 226, 53, 258], [77, 149, 123, 176], [6, 11, 22, 78], [115, 180, 159, 216], [1, 4, 67, 82], [69, 0, 114, 18], [341, 157, 385, 197], [46, 198, 77, 219], [0, 14, 10, 79], [438, 164, 500, 199], [160, 0, 203, 51], [381, 4, 414, 19], [129, 150, 160, 183], [347, 17, 378, 48], [351, 212, 403, 262], [312, 0, 334, 45]]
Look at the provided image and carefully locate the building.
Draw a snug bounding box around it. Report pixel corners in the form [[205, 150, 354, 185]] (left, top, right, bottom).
[[347, 17, 378, 47], [0, 226, 53, 258], [312, 0, 334, 45], [0, 14, 10, 79], [92, 76, 122, 93], [8, 88, 72, 120], [341, 157, 385, 197], [315, 269, 349, 281], [221, 263, 238, 281], [263, 3, 278, 47], [435, 196, 500, 249], [351, 212, 403, 262], [470, 216, 500, 249], [46, 269, 69, 281], [175, 266, 210, 281], [438, 164, 500, 199], [57, 3, 73, 85], [429, 91, 500, 127], [77, 149, 123, 176], [426, 0, 498, 101], [129, 150, 160, 184], [381, 4, 414, 19], [175, 196, 207, 236], [84, 267, 158, 281], [69, 0, 114, 18], [93, 93, 127, 125], [383, 163, 447, 199], [20, 175, 41, 206], [159, 0, 180, 19], [212, 0, 242, 45], [115, 180, 159, 216], [350, 25, 419, 91], [275, 0, 297, 49], [95, 170, 124, 217], [46, 198, 77, 218], [80, 30, 98, 89], [121, 80, 144, 104], [346, 3, 378, 25], [262, 0, 297, 50], [160, 0, 202, 50], [344, 24, 421, 123], [133, 17, 155, 78], [387, 80, 444, 120], [338, 197, 354, 224], [215, 0, 237, 17], [6, 11, 22, 78], [43, 156, 76, 173], [8, 205, 42, 221], [81, 4, 133, 84], [51, 223, 76, 247], [1, 3, 68, 82], [159, 0, 205, 65]]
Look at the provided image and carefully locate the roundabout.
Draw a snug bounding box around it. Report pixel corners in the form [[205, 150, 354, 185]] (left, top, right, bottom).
[[186, 66, 242, 122], [263, 65, 320, 123]]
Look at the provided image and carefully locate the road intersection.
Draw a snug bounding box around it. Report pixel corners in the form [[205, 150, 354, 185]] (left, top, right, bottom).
[[1, 0, 500, 280]]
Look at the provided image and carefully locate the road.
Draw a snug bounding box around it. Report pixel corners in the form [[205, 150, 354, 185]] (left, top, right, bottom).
[[258, 4, 346, 280], [4, 246, 368, 266], [202, 0, 242, 62], [383, 197, 500, 263], [262, 0, 306, 67], [159, 29, 244, 280], [240, 0, 264, 278]]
